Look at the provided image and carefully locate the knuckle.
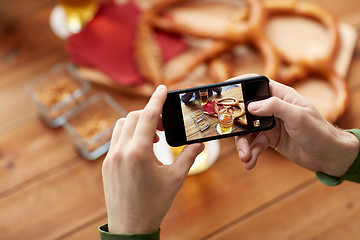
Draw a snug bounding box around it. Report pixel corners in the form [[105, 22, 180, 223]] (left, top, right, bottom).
[[292, 107, 311, 126], [102, 158, 111, 174], [124, 145, 145, 162], [115, 118, 125, 128], [126, 110, 141, 119], [102, 151, 123, 172], [140, 109, 157, 121], [266, 97, 279, 108]]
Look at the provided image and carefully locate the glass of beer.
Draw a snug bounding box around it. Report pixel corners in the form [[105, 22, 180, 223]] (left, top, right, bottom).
[[59, 0, 98, 33], [199, 89, 208, 105], [170, 144, 210, 175], [218, 110, 234, 134]]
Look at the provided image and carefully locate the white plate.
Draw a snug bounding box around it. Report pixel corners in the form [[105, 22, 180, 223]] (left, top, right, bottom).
[[49, 5, 71, 39], [153, 131, 220, 175], [216, 123, 232, 135]]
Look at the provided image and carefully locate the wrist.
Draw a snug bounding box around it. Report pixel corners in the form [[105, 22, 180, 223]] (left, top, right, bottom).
[[108, 217, 160, 235], [323, 129, 359, 177]]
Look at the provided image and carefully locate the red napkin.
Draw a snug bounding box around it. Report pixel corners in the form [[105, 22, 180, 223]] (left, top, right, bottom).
[[66, 1, 186, 86], [202, 100, 223, 115]]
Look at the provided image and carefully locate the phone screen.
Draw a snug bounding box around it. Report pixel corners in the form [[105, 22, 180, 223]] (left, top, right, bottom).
[[180, 82, 248, 141], [162, 76, 275, 146]]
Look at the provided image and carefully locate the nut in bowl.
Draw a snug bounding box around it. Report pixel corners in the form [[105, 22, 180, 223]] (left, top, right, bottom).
[[63, 93, 126, 160], [25, 63, 90, 127]]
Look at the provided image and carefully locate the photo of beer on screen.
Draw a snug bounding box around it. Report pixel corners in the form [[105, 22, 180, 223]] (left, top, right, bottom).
[[179, 83, 248, 141]]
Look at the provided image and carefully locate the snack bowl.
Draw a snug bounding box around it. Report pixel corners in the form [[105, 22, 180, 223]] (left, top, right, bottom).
[[25, 63, 90, 127], [63, 93, 126, 160]]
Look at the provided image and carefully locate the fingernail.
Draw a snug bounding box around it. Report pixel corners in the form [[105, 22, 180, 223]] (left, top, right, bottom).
[[248, 101, 260, 111], [156, 84, 166, 92]]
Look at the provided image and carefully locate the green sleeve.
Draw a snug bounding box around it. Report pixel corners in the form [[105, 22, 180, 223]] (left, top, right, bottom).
[[316, 129, 360, 186], [99, 224, 160, 240]]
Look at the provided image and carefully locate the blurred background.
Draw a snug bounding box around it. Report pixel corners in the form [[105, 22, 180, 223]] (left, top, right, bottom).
[[1, 0, 360, 239]]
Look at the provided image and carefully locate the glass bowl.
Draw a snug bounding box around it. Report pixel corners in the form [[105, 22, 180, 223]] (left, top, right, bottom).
[[63, 93, 127, 160], [25, 62, 90, 127]]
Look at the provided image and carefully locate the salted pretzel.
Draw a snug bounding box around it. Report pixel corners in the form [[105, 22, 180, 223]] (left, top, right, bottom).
[[265, 0, 340, 81], [147, 0, 260, 41], [134, 0, 349, 122], [214, 97, 245, 119], [264, 0, 349, 122], [135, 0, 279, 88], [149, 0, 281, 77], [216, 97, 238, 106]]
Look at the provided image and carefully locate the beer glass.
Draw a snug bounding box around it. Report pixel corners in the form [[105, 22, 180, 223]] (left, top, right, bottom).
[[218, 110, 234, 134], [60, 0, 98, 33], [199, 89, 208, 105], [170, 144, 210, 175]]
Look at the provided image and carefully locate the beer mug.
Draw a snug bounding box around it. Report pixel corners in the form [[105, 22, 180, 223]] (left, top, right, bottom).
[[218, 109, 234, 134], [60, 0, 98, 33]]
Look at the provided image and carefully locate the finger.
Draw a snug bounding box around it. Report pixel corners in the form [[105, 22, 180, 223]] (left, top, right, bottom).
[[118, 110, 142, 145], [248, 96, 303, 123], [171, 143, 205, 177], [245, 132, 270, 170], [134, 85, 168, 147], [268, 80, 310, 106], [108, 118, 125, 152], [226, 73, 259, 82], [111, 118, 125, 142], [234, 135, 252, 163]]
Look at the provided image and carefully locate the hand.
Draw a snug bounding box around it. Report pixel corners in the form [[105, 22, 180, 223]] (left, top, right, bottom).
[[235, 79, 359, 177], [102, 85, 204, 234]]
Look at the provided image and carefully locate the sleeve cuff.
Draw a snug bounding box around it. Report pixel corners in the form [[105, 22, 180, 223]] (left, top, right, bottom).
[[99, 224, 160, 240], [316, 129, 360, 186]]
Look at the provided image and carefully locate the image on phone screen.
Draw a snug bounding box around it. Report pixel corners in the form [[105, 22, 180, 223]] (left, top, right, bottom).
[[179, 83, 248, 141], [162, 76, 275, 146]]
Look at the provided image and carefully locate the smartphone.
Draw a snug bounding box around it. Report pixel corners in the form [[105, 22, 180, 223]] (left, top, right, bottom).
[[162, 75, 275, 147]]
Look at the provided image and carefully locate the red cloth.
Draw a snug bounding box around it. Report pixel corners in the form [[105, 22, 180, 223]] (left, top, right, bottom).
[[66, 1, 186, 86], [202, 100, 223, 115]]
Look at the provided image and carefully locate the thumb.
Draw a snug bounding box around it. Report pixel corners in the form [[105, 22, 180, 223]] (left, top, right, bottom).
[[172, 143, 205, 177], [248, 97, 301, 123]]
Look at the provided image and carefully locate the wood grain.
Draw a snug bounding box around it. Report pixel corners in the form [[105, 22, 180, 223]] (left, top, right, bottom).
[[208, 181, 360, 240], [0, 157, 105, 240], [161, 149, 314, 240], [0, 119, 77, 196]]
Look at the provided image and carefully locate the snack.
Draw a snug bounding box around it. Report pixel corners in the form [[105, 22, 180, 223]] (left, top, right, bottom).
[[36, 78, 79, 107], [36, 78, 83, 120], [134, 0, 349, 122], [76, 113, 117, 139], [75, 112, 118, 152]]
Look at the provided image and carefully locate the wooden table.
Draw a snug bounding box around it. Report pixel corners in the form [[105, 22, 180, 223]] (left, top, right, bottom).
[[1, 0, 360, 239]]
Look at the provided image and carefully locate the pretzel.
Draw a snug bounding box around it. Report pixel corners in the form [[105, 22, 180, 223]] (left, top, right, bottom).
[[216, 97, 237, 106], [264, 0, 349, 122], [265, 0, 340, 82], [147, 0, 260, 42], [215, 97, 245, 119], [135, 0, 279, 86], [134, 0, 349, 122]]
